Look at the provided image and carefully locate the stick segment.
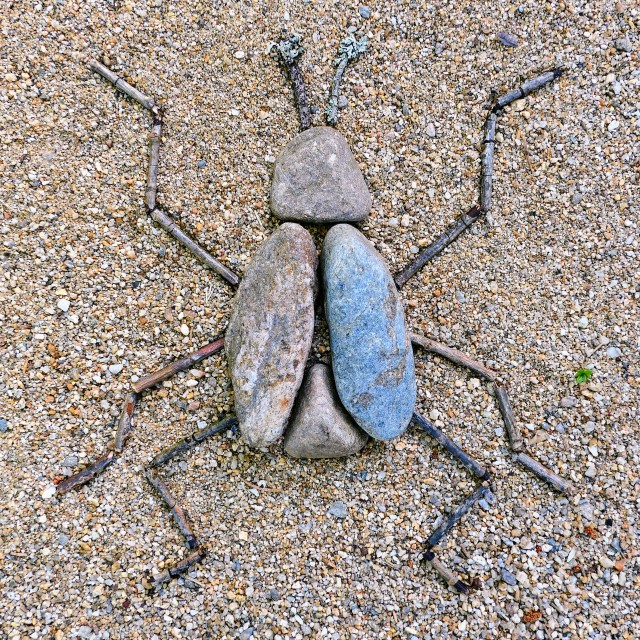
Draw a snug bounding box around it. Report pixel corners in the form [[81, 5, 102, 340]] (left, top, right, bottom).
[[113, 391, 142, 453], [145, 470, 199, 548], [423, 551, 469, 593], [150, 416, 238, 468], [413, 412, 489, 480], [516, 453, 576, 496], [395, 205, 481, 287], [88, 61, 156, 111], [494, 68, 562, 110], [145, 121, 162, 211], [154, 548, 207, 585], [480, 112, 497, 212], [56, 451, 115, 494], [150, 209, 240, 286], [493, 383, 524, 452], [132, 337, 224, 393], [410, 333, 497, 382], [426, 484, 490, 548]]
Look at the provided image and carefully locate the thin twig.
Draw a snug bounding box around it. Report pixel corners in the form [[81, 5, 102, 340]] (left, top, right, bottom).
[[273, 35, 311, 130], [480, 112, 496, 212], [426, 484, 489, 548], [326, 35, 367, 126], [413, 412, 489, 480], [395, 205, 482, 287], [113, 391, 142, 453], [56, 451, 115, 494], [150, 415, 238, 467], [145, 120, 162, 211], [88, 60, 156, 112], [516, 453, 576, 496], [423, 551, 469, 593], [494, 68, 563, 110], [493, 383, 524, 452], [150, 209, 240, 286], [154, 548, 207, 585], [410, 332, 497, 382], [132, 337, 224, 393], [145, 470, 198, 548]]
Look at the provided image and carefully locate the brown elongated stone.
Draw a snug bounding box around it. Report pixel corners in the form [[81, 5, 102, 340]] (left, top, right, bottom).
[[226, 223, 317, 447]]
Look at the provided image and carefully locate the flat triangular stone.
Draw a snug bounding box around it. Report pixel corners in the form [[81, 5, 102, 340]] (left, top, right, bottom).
[[270, 126, 372, 224], [284, 364, 368, 458]]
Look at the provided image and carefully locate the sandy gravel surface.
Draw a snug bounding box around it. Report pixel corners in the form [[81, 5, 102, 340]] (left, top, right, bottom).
[[1, 1, 638, 638]]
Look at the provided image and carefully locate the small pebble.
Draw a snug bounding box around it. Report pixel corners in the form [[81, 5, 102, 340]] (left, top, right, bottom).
[[426, 123, 436, 138], [502, 568, 517, 586], [606, 347, 621, 359], [57, 299, 71, 312], [560, 396, 577, 408], [613, 37, 632, 52], [108, 363, 123, 374], [328, 501, 348, 519], [496, 31, 519, 47], [358, 6, 371, 19], [0, 419, 7, 433]]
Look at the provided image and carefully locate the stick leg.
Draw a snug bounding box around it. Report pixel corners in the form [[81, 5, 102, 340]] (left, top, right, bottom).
[[273, 35, 311, 131], [410, 332, 497, 382], [413, 412, 489, 480], [89, 60, 240, 287], [150, 415, 237, 468], [146, 470, 199, 549]]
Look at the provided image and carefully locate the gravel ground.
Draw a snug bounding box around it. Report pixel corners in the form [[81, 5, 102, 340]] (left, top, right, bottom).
[[1, 1, 639, 638]]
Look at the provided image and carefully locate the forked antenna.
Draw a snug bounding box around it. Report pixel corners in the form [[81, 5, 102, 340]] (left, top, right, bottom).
[[326, 35, 368, 126], [272, 34, 311, 131]]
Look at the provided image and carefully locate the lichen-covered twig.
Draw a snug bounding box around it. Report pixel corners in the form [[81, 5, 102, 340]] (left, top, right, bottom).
[[493, 68, 563, 110], [153, 548, 207, 586], [395, 205, 482, 287], [273, 35, 311, 130], [145, 470, 198, 548], [423, 551, 469, 594], [88, 60, 157, 112], [426, 484, 490, 548], [56, 451, 115, 494], [149, 209, 240, 286], [413, 412, 489, 480], [145, 120, 162, 211], [113, 391, 142, 453], [516, 453, 576, 496], [493, 383, 524, 452], [410, 332, 497, 382], [132, 337, 225, 393], [150, 415, 238, 468], [479, 112, 496, 212], [326, 35, 367, 126]]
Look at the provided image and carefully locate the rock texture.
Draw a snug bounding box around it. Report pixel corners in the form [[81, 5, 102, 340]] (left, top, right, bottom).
[[270, 126, 372, 224], [322, 224, 416, 440], [284, 364, 369, 458], [226, 223, 317, 448]]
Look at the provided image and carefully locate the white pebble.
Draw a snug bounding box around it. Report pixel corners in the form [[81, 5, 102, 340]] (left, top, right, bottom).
[[577, 316, 589, 328], [57, 299, 71, 312], [234, 50, 245, 59], [108, 363, 123, 374], [42, 485, 56, 499], [180, 324, 189, 335]]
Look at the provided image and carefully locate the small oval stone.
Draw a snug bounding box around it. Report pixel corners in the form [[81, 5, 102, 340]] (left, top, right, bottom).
[[270, 127, 372, 224], [322, 224, 416, 440], [226, 223, 317, 448]]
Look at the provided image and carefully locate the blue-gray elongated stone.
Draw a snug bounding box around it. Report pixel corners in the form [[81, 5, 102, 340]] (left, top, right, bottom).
[[322, 224, 416, 440]]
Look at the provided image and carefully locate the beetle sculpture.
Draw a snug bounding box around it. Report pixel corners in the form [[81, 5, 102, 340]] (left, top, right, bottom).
[[57, 34, 573, 592]]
